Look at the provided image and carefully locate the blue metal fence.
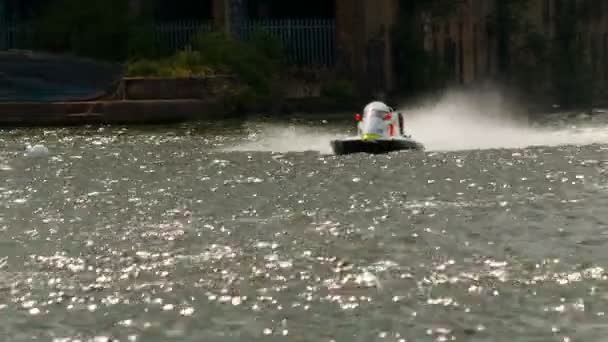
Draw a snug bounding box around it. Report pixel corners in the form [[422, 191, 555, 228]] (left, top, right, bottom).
[[235, 19, 336, 67], [153, 20, 215, 52], [1, 18, 337, 67]]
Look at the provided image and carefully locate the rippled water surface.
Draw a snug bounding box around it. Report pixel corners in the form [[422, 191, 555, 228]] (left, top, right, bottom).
[[3, 114, 608, 342]]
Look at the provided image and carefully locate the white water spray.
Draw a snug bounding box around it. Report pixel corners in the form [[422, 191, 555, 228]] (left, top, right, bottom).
[[401, 89, 608, 151]]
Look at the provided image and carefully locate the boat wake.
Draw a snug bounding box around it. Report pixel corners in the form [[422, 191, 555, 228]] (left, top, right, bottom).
[[220, 123, 342, 154], [221, 89, 608, 154]]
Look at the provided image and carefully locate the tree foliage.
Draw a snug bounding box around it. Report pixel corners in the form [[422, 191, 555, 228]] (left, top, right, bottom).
[[31, 0, 158, 61], [127, 30, 286, 103]]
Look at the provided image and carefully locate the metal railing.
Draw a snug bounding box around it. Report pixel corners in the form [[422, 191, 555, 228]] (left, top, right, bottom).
[[1, 18, 337, 66], [152, 20, 215, 52], [234, 18, 336, 67]]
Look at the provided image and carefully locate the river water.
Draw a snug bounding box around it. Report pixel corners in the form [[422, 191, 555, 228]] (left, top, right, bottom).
[[3, 94, 608, 341]]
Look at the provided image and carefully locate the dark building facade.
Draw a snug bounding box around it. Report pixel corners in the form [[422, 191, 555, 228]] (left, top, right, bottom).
[[0, 0, 499, 96], [2, 0, 484, 97]]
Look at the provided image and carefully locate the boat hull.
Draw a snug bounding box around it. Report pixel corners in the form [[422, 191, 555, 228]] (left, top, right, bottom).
[[330, 137, 424, 155]]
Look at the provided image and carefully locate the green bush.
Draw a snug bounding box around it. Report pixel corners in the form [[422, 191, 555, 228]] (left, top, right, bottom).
[[126, 51, 215, 78], [127, 31, 285, 100], [321, 79, 355, 100], [190, 31, 284, 95]]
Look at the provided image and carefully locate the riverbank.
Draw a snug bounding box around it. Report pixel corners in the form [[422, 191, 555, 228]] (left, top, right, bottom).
[[0, 74, 357, 127], [0, 99, 232, 127], [0, 98, 356, 127], [0, 46, 358, 127], [3, 74, 606, 128]]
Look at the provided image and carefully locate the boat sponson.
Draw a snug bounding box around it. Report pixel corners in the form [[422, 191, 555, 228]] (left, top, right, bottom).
[[330, 138, 424, 155]]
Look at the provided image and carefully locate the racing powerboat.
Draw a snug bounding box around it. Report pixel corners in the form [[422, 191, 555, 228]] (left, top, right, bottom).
[[330, 101, 424, 155]]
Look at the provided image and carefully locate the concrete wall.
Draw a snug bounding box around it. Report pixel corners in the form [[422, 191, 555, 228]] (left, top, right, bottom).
[[0, 99, 232, 126], [335, 0, 398, 97], [418, 0, 608, 90], [419, 0, 498, 85], [362, 0, 398, 93], [335, 0, 498, 93], [121, 76, 241, 100]]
